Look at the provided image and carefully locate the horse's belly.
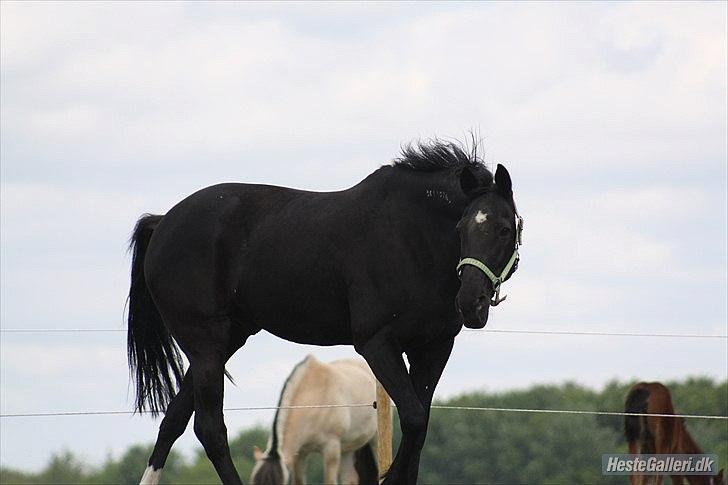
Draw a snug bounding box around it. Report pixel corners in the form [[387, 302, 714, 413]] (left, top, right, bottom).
[[235, 242, 353, 344], [260, 317, 353, 345], [238, 292, 353, 345]]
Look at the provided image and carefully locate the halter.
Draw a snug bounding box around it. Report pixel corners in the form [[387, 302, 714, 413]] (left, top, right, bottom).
[[456, 213, 523, 306]]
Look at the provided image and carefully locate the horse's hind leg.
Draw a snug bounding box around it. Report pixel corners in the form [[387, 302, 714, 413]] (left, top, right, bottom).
[[186, 317, 254, 485], [190, 354, 241, 485], [140, 372, 194, 485], [140, 322, 254, 485]]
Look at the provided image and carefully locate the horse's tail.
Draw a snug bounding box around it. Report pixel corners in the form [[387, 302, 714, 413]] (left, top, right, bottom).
[[127, 214, 184, 416], [624, 384, 651, 445], [354, 442, 379, 485]]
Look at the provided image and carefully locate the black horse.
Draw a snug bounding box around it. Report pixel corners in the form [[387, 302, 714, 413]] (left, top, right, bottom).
[[128, 140, 521, 485]]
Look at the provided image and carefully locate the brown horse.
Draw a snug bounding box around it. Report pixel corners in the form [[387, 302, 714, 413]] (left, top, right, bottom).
[[624, 382, 725, 485]]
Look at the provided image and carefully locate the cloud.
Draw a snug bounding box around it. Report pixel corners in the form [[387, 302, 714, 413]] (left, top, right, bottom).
[[0, 342, 121, 379], [2, 2, 725, 183], [0, 1, 725, 472], [590, 187, 710, 223]]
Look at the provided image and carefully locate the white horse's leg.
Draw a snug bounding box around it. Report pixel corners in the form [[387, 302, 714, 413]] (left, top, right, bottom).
[[322, 440, 342, 484], [139, 466, 162, 485], [339, 452, 358, 485], [292, 452, 307, 485]]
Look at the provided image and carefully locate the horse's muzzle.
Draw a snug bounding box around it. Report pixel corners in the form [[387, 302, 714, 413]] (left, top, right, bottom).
[[456, 293, 490, 329]]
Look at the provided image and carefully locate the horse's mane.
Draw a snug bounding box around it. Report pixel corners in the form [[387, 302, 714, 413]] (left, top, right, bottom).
[[267, 355, 312, 459], [392, 138, 493, 184]]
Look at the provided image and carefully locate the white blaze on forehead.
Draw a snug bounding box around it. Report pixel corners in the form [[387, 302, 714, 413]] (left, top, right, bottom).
[[474, 211, 488, 224]]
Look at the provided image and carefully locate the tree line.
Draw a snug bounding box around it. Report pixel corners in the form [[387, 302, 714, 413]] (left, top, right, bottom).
[[1, 377, 726, 484]]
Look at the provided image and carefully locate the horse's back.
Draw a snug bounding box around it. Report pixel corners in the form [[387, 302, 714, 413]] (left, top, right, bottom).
[[295, 356, 375, 408], [143, 183, 357, 342], [143, 183, 298, 313], [147, 182, 307, 267]]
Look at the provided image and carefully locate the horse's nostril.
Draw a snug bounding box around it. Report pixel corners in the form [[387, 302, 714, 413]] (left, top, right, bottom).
[[475, 295, 488, 312]]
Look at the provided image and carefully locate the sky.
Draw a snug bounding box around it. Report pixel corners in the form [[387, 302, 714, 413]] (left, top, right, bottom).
[[1, 0, 726, 473]]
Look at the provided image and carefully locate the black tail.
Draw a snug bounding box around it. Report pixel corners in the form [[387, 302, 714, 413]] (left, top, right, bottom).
[[354, 442, 379, 485], [624, 386, 650, 443], [127, 214, 184, 416]]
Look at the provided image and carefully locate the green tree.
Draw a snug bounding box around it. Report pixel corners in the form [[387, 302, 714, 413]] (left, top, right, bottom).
[[2, 378, 725, 484], [36, 451, 85, 485]]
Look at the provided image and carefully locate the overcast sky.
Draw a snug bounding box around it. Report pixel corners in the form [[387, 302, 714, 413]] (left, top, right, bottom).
[[1, 1, 726, 473]]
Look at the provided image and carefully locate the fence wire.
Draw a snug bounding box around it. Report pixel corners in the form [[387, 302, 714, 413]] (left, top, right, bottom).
[[1, 326, 725, 420], [2, 403, 726, 420], [1, 328, 726, 339]]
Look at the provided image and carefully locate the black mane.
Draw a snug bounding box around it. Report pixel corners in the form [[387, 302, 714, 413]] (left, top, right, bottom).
[[393, 138, 492, 181]]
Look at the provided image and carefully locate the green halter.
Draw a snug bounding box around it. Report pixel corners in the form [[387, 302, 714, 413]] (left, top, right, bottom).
[[457, 215, 523, 306]]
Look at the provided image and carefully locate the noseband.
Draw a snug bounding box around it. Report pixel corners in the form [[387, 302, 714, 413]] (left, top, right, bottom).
[[456, 214, 523, 306]]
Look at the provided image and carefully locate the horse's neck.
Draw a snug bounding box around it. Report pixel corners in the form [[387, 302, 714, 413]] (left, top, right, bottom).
[[272, 358, 336, 466], [278, 430, 307, 468], [365, 167, 465, 244], [269, 359, 313, 464], [276, 414, 309, 464], [359, 165, 462, 206]]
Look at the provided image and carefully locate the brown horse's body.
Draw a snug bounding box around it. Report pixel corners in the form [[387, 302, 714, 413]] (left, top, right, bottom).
[[624, 382, 724, 485]]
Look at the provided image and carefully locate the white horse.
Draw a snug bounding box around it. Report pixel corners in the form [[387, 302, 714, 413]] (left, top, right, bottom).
[[250, 355, 379, 485]]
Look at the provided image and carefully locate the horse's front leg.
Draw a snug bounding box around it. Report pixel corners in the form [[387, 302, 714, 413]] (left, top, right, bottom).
[[404, 337, 456, 478], [322, 440, 342, 484], [291, 453, 307, 485], [356, 327, 427, 485]]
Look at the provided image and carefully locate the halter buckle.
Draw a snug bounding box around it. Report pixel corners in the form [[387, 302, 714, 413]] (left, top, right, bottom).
[[491, 281, 507, 306]]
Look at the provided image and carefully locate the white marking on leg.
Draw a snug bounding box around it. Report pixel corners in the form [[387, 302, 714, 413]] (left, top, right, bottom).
[[475, 211, 488, 224], [139, 465, 162, 485]]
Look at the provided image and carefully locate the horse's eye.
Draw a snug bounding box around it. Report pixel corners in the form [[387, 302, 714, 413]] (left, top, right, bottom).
[[499, 226, 511, 238]]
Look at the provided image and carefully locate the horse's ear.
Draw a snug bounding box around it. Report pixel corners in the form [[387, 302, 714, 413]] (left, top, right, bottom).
[[459, 166, 480, 195], [253, 445, 263, 461], [495, 164, 512, 198]]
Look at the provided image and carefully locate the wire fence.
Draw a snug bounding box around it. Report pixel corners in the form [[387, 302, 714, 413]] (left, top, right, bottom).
[[1, 325, 726, 419], [2, 403, 727, 420], [1, 327, 726, 339]]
